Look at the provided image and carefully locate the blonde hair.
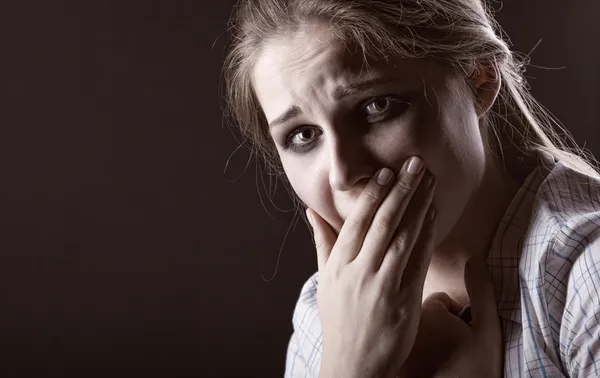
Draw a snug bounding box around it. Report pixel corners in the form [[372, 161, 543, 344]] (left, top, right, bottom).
[[223, 0, 599, 187]]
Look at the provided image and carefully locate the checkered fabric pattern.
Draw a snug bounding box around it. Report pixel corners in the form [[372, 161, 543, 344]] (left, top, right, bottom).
[[284, 154, 600, 377]]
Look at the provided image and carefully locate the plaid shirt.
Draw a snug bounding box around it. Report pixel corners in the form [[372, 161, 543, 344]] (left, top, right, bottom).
[[284, 154, 600, 377]]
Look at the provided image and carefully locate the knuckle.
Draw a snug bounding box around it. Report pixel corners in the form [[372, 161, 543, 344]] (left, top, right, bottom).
[[390, 232, 409, 252], [361, 188, 380, 205], [392, 304, 410, 324], [373, 214, 393, 234], [395, 174, 416, 193], [345, 217, 362, 233]]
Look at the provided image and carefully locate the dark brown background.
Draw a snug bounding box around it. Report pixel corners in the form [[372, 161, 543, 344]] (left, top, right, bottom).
[[1, 1, 598, 377]]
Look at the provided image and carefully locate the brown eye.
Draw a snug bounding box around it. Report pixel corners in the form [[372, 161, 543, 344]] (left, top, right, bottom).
[[365, 97, 391, 115]]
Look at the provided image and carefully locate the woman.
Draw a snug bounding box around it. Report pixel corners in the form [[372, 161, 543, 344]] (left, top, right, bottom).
[[223, 0, 600, 377]]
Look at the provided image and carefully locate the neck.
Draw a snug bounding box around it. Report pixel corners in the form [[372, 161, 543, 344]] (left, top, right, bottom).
[[423, 154, 522, 306]]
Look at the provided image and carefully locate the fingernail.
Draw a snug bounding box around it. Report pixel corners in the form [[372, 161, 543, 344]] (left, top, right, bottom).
[[407, 156, 424, 175], [377, 168, 393, 185]]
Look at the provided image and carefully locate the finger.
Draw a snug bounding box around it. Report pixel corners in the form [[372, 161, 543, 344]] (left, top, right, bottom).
[[375, 169, 434, 278], [390, 200, 437, 299], [354, 157, 426, 270], [464, 256, 501, 338], [330, 167, 395, 265], [306, 208, 337, 272], [422, 292, 464, 315]]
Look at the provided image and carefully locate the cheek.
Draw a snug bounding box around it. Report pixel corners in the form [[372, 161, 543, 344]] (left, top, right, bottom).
[[430, 175, 470, 245], [281, 157, 339, 225], [412, 82, 487, 244]]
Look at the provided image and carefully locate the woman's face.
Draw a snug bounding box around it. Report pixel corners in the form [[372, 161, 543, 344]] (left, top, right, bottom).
[[252, 27, 489, 245]]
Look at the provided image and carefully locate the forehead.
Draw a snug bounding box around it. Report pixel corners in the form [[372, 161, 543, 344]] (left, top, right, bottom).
[[251, 26, 365, 99], [250, 25, 452, 122]]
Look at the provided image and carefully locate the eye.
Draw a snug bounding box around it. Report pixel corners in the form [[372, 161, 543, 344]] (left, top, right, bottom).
[[365, 97, 392, 115], [283, 126, 322, 152], [292, 128, 317, 144], [362, 95, 410, 122]]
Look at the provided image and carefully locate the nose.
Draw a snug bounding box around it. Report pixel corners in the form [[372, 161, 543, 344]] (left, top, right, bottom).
[[328, 136, 377, 192]]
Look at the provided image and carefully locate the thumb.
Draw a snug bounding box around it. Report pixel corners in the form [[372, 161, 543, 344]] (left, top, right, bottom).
[[464, 256, 501, 338], [306, 208, 336, 272]]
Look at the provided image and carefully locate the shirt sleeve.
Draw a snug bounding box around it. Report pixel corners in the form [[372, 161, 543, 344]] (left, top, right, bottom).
[[561, 226, 600, 377], [284, 272, 322, 378]]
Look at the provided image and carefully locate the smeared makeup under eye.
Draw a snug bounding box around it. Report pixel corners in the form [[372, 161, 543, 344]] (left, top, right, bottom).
[[279, 94, 412, 153], [360, 94, 411, 123]]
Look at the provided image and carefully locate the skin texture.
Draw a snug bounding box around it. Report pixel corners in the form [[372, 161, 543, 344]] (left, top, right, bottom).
[[251, 23, 515, 377], [254, 28, 483, 242], [306, 157, 439, 378], [252, 25, 520, 304]]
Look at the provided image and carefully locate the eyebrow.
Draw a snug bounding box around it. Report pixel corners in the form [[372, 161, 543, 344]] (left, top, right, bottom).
[[268, 105, 301, 129], [268, 77, 395, 129], [332, 77, 393, 100]]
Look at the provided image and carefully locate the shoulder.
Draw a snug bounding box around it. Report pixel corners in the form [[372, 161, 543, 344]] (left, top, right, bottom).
[[527, 158, 600, 300], [528, 160, 600, 376], [517, 156, 600, 273], [533, 159, 600, 233], [524, 159, 600, 264]]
